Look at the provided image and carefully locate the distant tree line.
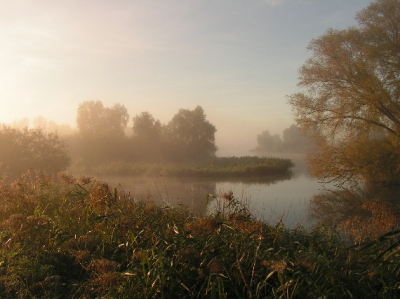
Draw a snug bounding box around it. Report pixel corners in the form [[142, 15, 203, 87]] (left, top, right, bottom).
[[251, 124, 313, 154], [71, 101, 217, 169], [0, 101, 218, 177], [7, 116, 74, 136]]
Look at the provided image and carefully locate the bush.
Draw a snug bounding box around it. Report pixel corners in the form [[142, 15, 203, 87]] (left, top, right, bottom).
[[0, 126, 70, 178]]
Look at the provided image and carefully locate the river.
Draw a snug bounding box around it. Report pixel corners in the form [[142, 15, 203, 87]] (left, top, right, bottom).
[[95, 157, 325, 229]]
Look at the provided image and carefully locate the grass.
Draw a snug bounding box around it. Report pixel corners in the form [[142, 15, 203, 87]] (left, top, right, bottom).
[[79, 156, 294, 178], [0, 170, 399, 298]]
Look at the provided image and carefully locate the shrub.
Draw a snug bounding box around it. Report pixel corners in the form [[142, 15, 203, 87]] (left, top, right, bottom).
[[0, 126, 70, 179]]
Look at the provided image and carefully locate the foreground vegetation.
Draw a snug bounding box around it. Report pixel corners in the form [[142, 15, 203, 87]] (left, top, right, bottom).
[[0, 171, 399, 298], [83, 156, 294, 178]]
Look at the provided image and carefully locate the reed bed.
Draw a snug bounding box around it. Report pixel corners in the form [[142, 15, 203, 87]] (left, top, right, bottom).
[[89, 156, 294, 178], [0, 170, 399, 298]]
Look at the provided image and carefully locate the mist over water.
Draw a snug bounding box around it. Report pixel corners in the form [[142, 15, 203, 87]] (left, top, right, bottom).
[[2, 102, 319, 229], [96, 154, 321, 229]]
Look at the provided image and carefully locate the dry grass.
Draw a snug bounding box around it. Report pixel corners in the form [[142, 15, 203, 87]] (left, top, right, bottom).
[[0, 170, 398, 298]]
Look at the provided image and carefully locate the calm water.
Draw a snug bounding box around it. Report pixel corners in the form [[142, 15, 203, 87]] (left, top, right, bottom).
[[214, 173, 323, 228], [97, 164, 324, 228]]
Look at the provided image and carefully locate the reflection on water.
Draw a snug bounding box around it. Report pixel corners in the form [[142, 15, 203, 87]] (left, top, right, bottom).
[[97, 171, 323, 228], [94, 154, 400, 235], [213, 173, 323, 228], [96, 175, 217, 216], [309, 186, 400, 242]]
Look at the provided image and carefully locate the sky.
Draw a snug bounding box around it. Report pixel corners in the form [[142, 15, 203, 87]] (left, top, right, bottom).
[[0, 0, 374, 156]]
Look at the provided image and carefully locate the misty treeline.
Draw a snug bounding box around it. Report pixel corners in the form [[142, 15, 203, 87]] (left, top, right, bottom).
[[251, 124, 313, 154], [7, 115, 74, 136], [73, 101, 217, 168], [0, 101, 217, 177], [0, 125, 70, 178]]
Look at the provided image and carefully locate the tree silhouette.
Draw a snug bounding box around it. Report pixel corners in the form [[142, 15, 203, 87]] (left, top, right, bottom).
[[251, 130, 282, 153], [132, 112, 162, 162], [75, 101, 130, 168], [77, 101, 129, 138], [164, 106, 217, 162]]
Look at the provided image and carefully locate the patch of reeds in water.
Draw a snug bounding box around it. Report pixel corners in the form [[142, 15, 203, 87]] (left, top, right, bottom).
[[0, 170, 399, 298], [85, 156, 294, 178]]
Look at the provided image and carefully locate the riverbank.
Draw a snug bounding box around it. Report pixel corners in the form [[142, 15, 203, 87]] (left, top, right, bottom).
[[0, 171, 398, 298]]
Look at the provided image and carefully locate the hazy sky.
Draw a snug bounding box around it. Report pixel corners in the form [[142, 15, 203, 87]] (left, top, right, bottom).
[[0, 0, 373, 155]]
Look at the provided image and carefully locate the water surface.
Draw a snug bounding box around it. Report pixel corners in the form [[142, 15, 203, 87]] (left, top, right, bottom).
[[98, 169, 323, 228]]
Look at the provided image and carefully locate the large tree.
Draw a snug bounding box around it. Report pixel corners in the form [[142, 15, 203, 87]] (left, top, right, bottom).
[[164, 106, 217, 161], [77, 101, 129, 138], [132, 112, 162, 142], [75, 101, 130, 167], [251, 130, 283, 153], [132, 112, 162, 162], [288, 0, 400, 186]]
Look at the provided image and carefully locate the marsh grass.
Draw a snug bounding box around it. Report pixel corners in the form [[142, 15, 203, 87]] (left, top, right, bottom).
[[84, 156, 294, 178], [0, 170, 399, 298]]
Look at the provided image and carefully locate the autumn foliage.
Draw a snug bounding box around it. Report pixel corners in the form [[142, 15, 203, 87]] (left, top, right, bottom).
[[289, 0, 400, 187]]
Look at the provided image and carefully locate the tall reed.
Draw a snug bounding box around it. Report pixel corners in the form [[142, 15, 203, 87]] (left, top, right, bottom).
[[0, 170, 398, 298]]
